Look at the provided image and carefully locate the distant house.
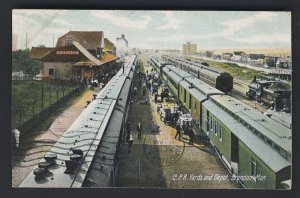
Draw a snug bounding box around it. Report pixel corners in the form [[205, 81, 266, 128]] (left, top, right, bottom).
[[231, 51, 247, 62], [264, 56, 279, 68], [29, 31, 119, 83], [212, 54, 222, 60], [276, 57, 291, 69], [222, 53, 233, 61], [247, 54, 265, 65]]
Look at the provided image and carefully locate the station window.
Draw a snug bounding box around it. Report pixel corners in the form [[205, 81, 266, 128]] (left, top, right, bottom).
[[49, 68, 54, 75], [251, 159, 257, 178]]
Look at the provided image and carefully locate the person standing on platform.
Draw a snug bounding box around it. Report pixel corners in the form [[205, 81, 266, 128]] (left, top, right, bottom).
[[175, 123, 181, 141], [126, 122, 131, 142], [137, 122, 142, 140], [134, 86, 137, 96], [189, 128, 194, 145]]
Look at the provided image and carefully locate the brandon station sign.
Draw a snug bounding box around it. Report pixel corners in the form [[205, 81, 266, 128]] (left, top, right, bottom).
[[56, 50, 80, 55]]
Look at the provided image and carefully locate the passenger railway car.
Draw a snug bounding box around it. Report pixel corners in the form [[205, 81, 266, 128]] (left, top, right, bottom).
[[19, 55, 138, 188], [162, 55, 233, 94], [161, 64, 291, 189]]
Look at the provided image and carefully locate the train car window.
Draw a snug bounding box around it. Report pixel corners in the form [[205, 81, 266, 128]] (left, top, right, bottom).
[[274, 144, 280, 152], [251, 159, 257, 177], [253, 129, 259, 135], [214, 121, 217, 135], [266, 138, 273, 146], [210, 118, 213, 132], [219, 128, 223, 141], [259, 134, 266, 141], [280, 149, 288, 159]]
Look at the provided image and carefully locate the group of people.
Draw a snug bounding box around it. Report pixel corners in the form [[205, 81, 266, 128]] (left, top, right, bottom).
[[175, 121, 194, 145]]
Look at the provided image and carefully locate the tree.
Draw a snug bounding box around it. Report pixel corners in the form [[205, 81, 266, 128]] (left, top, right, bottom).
[[12, 88, 27, 128], [11, 49, 42, 78], [12, 49, 29, 72], [205, 51, 213, 58]]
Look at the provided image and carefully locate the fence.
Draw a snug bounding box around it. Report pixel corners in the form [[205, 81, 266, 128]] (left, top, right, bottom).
[[16, 83, 85, 134]]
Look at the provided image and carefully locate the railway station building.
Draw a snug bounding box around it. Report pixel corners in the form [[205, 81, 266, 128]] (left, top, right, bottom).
[[29, 31, 119, 84]]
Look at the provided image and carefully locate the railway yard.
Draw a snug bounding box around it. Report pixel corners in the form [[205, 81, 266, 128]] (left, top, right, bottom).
[[13, 52, 291, 189]]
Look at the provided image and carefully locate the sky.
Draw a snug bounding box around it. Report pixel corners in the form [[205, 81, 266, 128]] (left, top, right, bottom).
[[12, 10, 291, 50]]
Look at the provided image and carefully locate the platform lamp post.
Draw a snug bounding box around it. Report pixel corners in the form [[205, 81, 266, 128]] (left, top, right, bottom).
[[41, 76, 44, 110], [89, 64, 92, 82]]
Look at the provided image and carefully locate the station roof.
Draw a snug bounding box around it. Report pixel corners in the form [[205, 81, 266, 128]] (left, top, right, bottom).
[[203, 99, 291, 172], [29, 47, 55, 60], [56, 31, 104, 50]]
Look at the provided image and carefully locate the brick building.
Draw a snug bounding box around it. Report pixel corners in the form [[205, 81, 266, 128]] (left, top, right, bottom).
[[30, 31, 119, 84]]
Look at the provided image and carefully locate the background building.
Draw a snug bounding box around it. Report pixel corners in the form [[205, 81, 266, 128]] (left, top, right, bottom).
[[116, 34, 129, 57], [182, 42, 197, 55]]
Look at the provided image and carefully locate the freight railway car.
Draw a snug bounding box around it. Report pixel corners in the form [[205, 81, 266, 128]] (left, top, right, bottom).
[[161, 64, 291, 189], [162, 55, 233, 94], [19, 55, 138, 188]]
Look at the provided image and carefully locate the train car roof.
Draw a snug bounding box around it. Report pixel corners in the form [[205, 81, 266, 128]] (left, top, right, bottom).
[[19, 55, 137, 188], [202, 99, 291, 172], [84, 68, 135, 187], [164, 64, 193, 79], [184, 77, 224, 97], [210, 95, 291, 154], [162, 66, 185, 84]]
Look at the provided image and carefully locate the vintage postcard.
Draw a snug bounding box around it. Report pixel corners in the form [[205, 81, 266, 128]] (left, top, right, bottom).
[[12, 10, 292, 189]]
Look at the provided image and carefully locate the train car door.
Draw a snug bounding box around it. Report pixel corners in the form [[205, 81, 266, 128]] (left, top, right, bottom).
[[199, 102, 202, 128], [231, 134, 239, 174]]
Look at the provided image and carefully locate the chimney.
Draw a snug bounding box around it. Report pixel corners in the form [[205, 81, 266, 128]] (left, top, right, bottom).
[[65, 35, 73, 46]]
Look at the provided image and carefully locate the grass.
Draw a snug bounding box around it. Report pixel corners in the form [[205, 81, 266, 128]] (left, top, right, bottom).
[[11, 80, 76, 129], [12, 88, 88, 167], [190, 57, 265, 82]]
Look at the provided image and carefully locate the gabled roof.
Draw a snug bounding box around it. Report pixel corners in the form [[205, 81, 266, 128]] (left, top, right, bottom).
[[249, 54, 265, 60], [222, 52, 233, 56], [233, 51, 245, 56], [72, 41, 102, 66], [104, 38, 116, 52], [56, 31, 103, 50], [29, 47, 55, 59]]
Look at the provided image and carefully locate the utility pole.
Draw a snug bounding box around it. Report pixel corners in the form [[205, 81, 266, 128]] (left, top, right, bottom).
[[53, 33, 55, 47], [25, 32, 28, 49], [41, 79, 44, 110]]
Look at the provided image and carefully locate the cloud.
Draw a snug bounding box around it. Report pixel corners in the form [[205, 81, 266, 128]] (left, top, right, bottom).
[[219, 12, 278, 36], [92, 11, 152, 29], [146, 12, 280, 44], [155, 11, 183, 30], [12, 9, 63, 20], [229, 33, 290, 44]]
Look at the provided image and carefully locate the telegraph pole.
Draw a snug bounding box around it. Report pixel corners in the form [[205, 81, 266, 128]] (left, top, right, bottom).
[[53, 33, 55, 47], [41, 79, 44, 110], [25, 32, 28, 49]]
